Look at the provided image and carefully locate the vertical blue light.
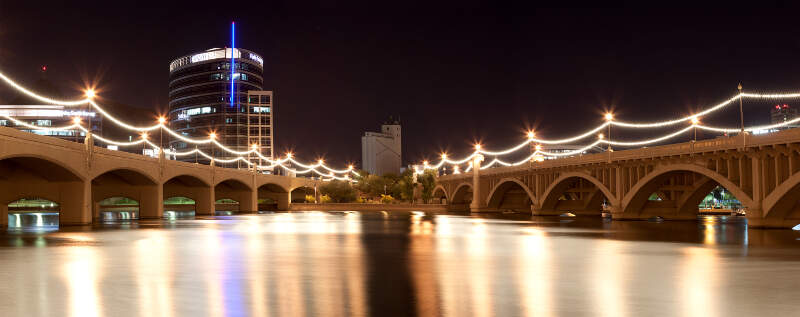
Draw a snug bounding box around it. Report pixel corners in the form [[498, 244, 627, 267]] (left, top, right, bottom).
[[231, 21, 235, 109]]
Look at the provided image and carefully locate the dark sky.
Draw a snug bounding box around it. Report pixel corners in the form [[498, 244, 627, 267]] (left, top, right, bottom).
[[2, 2, 800, 166]]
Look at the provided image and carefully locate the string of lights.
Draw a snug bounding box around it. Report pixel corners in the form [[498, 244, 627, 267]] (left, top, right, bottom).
[[415, 92, 800, 174], [0, 70, 358, 178]]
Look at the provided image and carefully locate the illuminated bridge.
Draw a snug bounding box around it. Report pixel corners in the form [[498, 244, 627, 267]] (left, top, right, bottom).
[[0, 126, 321, 226], [434, 130, 800, 228]]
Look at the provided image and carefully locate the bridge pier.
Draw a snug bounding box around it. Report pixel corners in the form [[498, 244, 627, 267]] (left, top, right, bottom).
[[277, 192, 290, 210], [240, 188, 258, 213], [0, 204, 7, 227], [470, 155, 489, 212], [60, 179, 92, 225], [195, 186, 216, 216], [139, 184, 164, 219]]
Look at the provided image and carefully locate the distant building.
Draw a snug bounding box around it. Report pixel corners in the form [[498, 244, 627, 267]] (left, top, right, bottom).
[[167, 47, 272, 166], [0, 68, 102, 142], [770, 104, 800, 128], [362, 118, 401, 176]]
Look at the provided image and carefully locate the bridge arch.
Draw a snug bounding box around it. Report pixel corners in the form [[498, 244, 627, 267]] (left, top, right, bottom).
[[432, 185, 448, 203], [486, 178, 536, 212], [92, 168, 160, 219], [762, 171, 800, 222], [448, 182, 472, 211], [215, 178, 255, 213], [259, 183, 290, 210], [0, 155, 89, 225], [621, 163, 753, 218], [538, 172, 613, 215], [163, 174, 214, 215]]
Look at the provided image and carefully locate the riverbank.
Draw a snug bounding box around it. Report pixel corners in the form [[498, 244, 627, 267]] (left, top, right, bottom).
[[290, 203, 448, 212]]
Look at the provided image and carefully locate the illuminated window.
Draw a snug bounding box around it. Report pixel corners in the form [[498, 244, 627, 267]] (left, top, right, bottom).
[[36, 120, 52, 126]]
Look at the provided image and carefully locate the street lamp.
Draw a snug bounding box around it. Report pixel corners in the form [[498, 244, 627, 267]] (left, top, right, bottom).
[[141, 132, 148, 154], [209, 132, 217, 166], [738, 83, 745, 148], [85, 89, 96, 99], [157, 116, 166, 154], [72, 117, 81, 143], [252, 143, 259, 172]]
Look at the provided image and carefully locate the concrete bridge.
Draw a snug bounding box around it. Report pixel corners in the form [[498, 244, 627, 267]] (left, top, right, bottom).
[[434, 128, 800, 228], [0, 126, 320, 226]]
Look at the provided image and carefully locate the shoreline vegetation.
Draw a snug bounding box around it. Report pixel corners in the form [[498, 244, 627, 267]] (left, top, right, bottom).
[[305, 169, 440, 205]]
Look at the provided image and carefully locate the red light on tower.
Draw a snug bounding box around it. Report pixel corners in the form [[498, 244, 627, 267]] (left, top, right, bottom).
[[776, 105, 781, 109], [41, 65, 47, 72]]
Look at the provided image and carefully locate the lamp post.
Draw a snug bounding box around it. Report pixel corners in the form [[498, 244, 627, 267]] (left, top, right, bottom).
[[605, 113, 613, 162], [72, 117, 81, 143], [738, 83, 745, 149], [209, 132, 216, 166], [158, 116, 166, 155]]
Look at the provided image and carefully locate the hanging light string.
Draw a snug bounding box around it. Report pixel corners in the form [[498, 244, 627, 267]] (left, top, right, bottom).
[[415, 92, 800, 174], [0, 70, 357, 178]]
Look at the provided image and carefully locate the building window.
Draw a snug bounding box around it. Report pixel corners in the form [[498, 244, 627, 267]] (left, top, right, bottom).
[[35, 120, 52, 126], [253, 106, 270, 113], [0, 120, 6, 126], [260, 95, 270, 104], [226, 117, 233, 123]]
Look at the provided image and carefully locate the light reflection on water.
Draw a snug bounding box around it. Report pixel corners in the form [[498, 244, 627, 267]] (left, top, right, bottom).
[[0, 212, 799, 316]]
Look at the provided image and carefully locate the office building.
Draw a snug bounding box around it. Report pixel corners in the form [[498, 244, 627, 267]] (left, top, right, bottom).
[[167, 47, 272, 165]]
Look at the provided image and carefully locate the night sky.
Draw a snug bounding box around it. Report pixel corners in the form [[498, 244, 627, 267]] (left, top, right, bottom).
[[2, 2, 800, 167]]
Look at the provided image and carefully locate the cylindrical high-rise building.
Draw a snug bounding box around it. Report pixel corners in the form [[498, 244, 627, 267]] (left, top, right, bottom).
[[168, 48, 273, 166]]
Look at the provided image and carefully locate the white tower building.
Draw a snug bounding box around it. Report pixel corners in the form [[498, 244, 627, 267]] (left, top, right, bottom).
[[361, 118, 402, 176]]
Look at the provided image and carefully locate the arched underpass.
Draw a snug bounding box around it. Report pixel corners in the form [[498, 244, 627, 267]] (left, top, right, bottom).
[[449, 184, 472, 211], [259, 183, 290, 211], [215, 179, 255, 214], [7, 198, 60, 229], [92, 168, 158, 219], [538, 176, 610, 216], [97, 197, 139, 220], [164, 196, 196, 218], [291, 186, 315, 203], [486, 180, 535, 213], [0, 156, 87, 226], [622, 169, 751, 220], [163, 175, 213, 215]]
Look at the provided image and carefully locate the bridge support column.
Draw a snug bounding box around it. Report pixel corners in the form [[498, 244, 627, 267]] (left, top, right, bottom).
[[276, 192, 290, 211], [240, 188, 258, 213], [0, 204, 7, 227], [470, 155, 486, 212], [60, 179, 92, 225], [195, 186, 215, 216], [139, 184, 164, 219]]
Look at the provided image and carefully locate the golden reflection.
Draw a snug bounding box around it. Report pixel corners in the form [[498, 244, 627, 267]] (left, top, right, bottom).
[[410, 220, 440, 316], [467, 218, 492, 317], [134, 231, 174, 317], [62, 246, 101, 317], [272, 216, 304, 316], [680, 247, 719, 317], [201, 228, 224, 317], [702, 219, 718, 245], [518, 228, 552, 317], [246, 220, 270, 317], [593, 240, 627, 317], [343, 214, 367, 316]]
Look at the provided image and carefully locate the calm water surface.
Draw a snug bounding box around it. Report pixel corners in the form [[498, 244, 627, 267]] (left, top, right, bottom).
[[1, 211, 800, 316]]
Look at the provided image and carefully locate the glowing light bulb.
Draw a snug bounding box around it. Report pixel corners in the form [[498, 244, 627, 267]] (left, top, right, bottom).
[[691, 117, 700, 125], [318, 159, 324, 164], [251, 143, 258, 149], [527, 131, 535, 139], [209, 132, 216, 139], [72, 117, 81, 124], [141, 132, 148, 139], [535, 144, 542, 151], [598, 133, 604, 139], [348, 165, 354, 170], [423, 160, 429, 166], [475, 144, 482, 150], [157, 116, 166, 124], [85, 89, 96, 99], [286, 152, 293, 158], [605, 113, 614, 121], [441, 153, 448, 159]]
